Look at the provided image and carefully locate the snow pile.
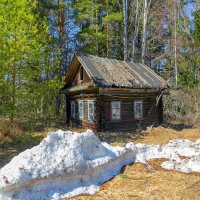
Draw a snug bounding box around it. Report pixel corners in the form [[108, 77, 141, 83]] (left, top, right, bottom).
[[132, 138, 200, 173], [0, 130, 137, 200], [0, 129, 200, 200]]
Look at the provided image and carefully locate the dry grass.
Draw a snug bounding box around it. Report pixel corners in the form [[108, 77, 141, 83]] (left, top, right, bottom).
[[133, 126, 200, 144], [0, 118, 59, 144], [69, 126, 200, 200], [0, 118, 25, 143], [70, 160, 200, 200], [97, 125, 200, 146]]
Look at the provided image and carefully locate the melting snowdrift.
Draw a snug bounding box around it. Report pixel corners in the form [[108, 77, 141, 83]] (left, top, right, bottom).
[[0, 129, 200, 200], [134, 138, 200, 173], [0, 130, 137, 200]]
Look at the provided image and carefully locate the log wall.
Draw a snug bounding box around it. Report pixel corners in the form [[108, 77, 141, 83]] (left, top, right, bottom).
[[67, 94, 163, 132], [70, 96, 97, 130], [102, 95, 161, 132]]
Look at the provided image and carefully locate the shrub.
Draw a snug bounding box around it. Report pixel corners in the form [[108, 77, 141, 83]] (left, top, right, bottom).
[[163, 86, 200, 126]]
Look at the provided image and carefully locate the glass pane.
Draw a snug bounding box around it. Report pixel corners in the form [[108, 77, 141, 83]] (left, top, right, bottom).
[[134, 101, 142, 119], [112, 102, 120, 109], [89, 102, 94, 108], [88, 101, 94, 120], [71, 102, 75, 117], [112, 108, 120, 119]]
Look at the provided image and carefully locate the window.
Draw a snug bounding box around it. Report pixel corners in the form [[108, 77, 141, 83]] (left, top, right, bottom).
[[80, 66, 84, 81], [88, 100, 95, 121], [111, 101, 121, 120], [78, 100, 84, 119], [134, 100, 143, 119], [71, 101, 76, 118]]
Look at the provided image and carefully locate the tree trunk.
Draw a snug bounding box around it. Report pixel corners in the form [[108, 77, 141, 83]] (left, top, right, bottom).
[[142, 0, 147, 64], [174, 0, 178, 87], [66, 15, 69, 72], [106, 0, 109, 57], [123, 0, 128, 60], [57, 0, 64, 83], [95, 5, 99, 54], [132, 0, 139, 62], [10, 71, 16, 123]]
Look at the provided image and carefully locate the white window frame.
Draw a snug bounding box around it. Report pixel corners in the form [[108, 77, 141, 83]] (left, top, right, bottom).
[[111, 101, 121, 120], [134, 100, 143, 120], [71, 101, 76, 118], [88, 100, 95, 121], [78, 100, 84, 120]]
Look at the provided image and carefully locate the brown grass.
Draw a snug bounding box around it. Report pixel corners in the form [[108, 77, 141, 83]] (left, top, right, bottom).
[[69, 126, 200, 200], [97, 126, 200, 146], [134, 126, 200, 144], [0, 118, 25, 143], [70, 160, 200, 200]]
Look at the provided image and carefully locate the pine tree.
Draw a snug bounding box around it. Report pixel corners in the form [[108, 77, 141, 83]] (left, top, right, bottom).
[[0, 0, 58, 122], [74, 0, 123, 58]]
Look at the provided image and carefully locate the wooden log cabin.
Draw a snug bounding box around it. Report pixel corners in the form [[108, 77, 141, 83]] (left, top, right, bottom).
[[60, 54, 169, 132]]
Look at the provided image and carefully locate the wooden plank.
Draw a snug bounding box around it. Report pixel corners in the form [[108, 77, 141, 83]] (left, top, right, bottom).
[[71, 96, 97, 100], [101, 94, 161, 131], [65, 88, 99, 96], [99, 87, 163, 93]]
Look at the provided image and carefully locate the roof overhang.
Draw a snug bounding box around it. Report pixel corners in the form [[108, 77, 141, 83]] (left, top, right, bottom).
[[62, 54, 170, 93]]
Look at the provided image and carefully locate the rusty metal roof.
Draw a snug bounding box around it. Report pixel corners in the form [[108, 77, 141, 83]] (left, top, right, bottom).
[[76, 54, 168, 89]]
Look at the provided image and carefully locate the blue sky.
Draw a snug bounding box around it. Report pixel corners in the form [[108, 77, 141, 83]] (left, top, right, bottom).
[[184, 2, 196, 20]]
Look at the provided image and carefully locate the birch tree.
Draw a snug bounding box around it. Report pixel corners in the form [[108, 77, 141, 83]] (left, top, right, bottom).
[[141, 0, 148, 64], [174, 0, 178, 87], [123, 0, 128, 60], [130, 0, 142, 61]]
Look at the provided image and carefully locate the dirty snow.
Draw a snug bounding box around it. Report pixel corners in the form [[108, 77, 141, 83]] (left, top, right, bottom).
[[133, 138, 200, 173], [0, 130, 136, 200], [0, 129, 200, 200]]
